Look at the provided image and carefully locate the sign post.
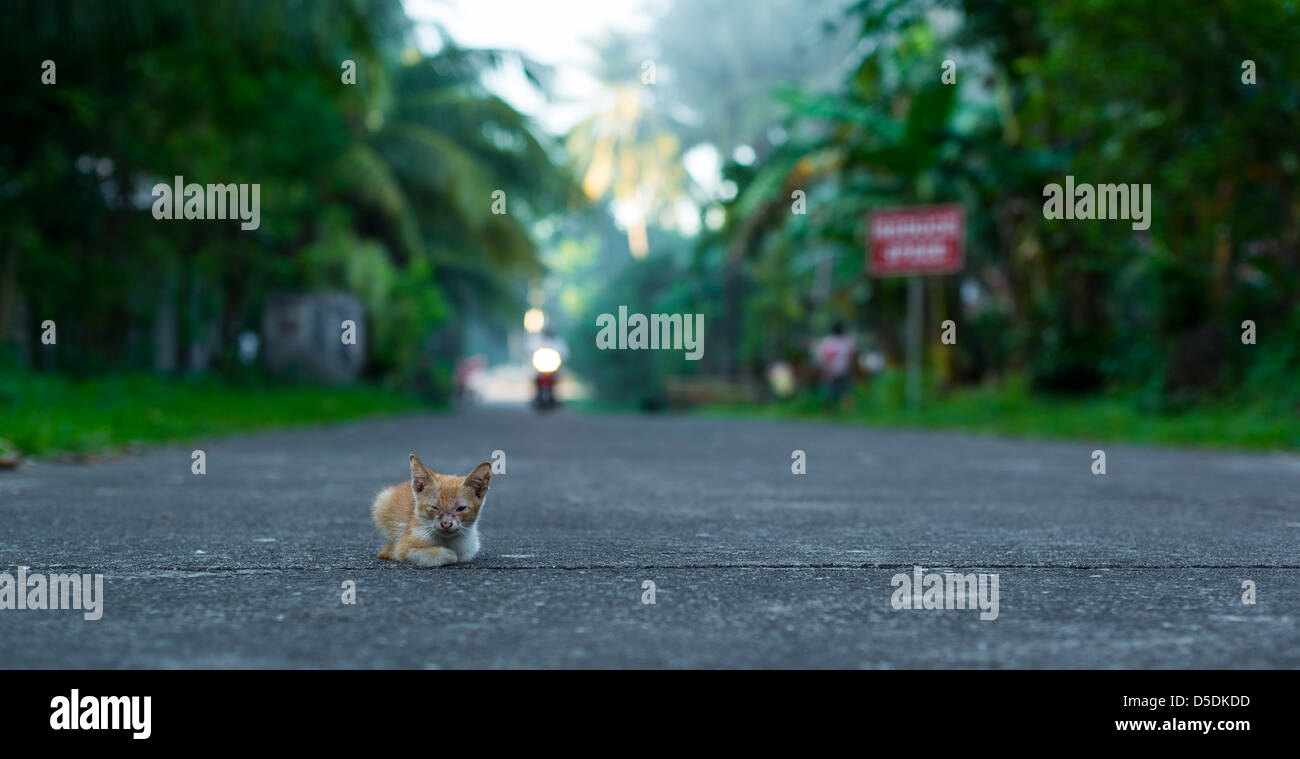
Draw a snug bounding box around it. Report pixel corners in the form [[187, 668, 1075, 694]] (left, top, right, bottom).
[[906, 276, 923, 409], [867, 204, 965, 410]]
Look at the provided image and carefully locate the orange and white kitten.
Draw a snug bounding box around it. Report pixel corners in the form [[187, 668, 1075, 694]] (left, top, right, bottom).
[[372, 454, 492, 567]]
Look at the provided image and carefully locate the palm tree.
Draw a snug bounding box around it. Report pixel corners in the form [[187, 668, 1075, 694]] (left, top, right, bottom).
[[336, 32, 575, 364], [565, 38, 689, 259]]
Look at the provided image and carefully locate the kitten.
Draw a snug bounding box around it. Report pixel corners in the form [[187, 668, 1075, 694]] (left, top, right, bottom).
[[372, 454, 492, 567]]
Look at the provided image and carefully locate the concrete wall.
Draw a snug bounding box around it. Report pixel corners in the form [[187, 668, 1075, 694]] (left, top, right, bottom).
[[261, 292, 365, 383]]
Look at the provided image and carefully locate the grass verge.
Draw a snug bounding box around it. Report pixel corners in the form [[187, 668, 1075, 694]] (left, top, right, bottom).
[[0, 372, 432, 457], [701, 374, 1300, 451]]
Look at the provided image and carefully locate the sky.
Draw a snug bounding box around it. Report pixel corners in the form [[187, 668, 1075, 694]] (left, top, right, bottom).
[[403, 0, 656, 135], [402, 0, 722, 225]]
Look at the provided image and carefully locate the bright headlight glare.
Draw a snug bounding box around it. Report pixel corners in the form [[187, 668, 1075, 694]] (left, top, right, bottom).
[[532, 348, 561, 373]]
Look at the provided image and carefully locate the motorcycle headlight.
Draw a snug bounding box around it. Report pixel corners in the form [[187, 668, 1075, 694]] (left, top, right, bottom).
[[532, 348, 562, 373]]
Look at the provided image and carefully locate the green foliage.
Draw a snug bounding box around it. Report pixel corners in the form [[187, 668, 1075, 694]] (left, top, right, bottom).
[[723, 0, 1300, 408], [565, 241, 704, 408], [0, 370, 429, 457], [706, 371, 1300, 450], [0, 1, 571, 394]]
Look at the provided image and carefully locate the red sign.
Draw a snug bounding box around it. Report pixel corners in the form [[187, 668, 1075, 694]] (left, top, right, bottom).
[[867, 204, 965, 276]]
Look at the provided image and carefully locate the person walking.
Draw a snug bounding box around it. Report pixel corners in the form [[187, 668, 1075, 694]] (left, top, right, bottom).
[[816, 321, 855, 411]]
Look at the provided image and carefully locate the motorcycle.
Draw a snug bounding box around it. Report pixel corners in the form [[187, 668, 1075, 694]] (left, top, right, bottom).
[[531, 347, 562, 411]]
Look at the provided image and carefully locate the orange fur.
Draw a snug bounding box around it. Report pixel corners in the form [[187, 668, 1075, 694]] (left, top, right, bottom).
[[372, 454, 491, 567]]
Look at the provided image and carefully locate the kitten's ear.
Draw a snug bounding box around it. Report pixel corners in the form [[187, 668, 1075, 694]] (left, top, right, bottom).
[[409, 453, 436, 495], [464, 461, 492, 499]]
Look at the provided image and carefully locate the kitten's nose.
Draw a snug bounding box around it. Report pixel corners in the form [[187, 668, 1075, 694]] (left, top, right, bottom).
[[440, 519, 455, 530]]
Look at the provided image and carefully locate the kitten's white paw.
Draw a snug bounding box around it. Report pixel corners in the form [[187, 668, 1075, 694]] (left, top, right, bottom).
[[405, 546, 458, 567]]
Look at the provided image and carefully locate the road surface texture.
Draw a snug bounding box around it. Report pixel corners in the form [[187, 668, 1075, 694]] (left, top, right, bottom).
[[2, 407, 1296, 668]]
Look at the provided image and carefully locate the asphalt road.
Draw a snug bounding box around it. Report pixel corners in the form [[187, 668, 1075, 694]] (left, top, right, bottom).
[[1, 407, 1297, 668]]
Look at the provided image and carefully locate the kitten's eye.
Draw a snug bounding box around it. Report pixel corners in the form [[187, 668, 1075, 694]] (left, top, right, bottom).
[[456, 505, 467, 513]]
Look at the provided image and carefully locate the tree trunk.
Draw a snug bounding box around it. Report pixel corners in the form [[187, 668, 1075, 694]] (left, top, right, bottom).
[[0, 242, 18, 344]]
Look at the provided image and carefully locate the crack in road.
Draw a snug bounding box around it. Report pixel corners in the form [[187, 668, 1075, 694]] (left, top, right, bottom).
[[26, 563, 1300, 573]]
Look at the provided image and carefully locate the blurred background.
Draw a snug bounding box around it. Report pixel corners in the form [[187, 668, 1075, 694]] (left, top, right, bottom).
[[2, 0, 1298, 458]]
